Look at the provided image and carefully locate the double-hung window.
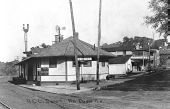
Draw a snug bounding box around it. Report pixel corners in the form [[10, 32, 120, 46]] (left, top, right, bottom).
[[49, 58, 57, 68], [83, 61, 92, 67]]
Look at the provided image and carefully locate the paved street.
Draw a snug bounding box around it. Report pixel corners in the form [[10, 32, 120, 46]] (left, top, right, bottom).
[[0, 70, 170, 109]]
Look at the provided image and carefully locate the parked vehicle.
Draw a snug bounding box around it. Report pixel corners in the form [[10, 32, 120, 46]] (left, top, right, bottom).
[[106, 74, 127, 80], [106, 74, 115, 80]]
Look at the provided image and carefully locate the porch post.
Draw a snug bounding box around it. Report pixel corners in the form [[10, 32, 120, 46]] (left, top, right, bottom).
[[21, 64, 24, 78], [23, 64, 26, 79], [143, 51, 144, 70], [21, 64, 22, 77], [65, 59, 68, 82], [35, 60, 37, 81], [18, 65, 20, 77]]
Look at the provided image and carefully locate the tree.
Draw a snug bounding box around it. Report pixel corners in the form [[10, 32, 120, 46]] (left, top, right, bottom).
[[0, 62, 5, 76], [123, 36, 134, 47], [41, 43, 49, 48], [102, 36, 153, 51], [101, 43, 108, 47], [1, 60, 19, 76], [31, 43, 50, 51], [144, 0, 168, 39], [133, 36, 153, 49], [122, 36, 153, 49]]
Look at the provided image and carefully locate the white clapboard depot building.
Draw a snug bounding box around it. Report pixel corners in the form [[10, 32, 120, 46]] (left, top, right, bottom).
[[109, 55, 132, 75], [16, 36, 114, 84]]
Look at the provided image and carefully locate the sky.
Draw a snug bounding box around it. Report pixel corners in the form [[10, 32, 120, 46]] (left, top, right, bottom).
[[0, 0, 160, 62]]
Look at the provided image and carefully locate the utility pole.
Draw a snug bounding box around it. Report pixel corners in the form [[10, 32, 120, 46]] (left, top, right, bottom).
[[23, 24, 29, 54], [153, 33, 156, 67], [96, 0, 102, 85], [69, 0, 80, 90], [148, 40, 151, 71], [142, 50, 144, 70], [148, 32, 154, 71], [168, 0, 170, 37]]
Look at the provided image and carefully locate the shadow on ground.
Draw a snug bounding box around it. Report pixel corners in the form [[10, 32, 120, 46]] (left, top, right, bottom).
[[8, 77, 26, 85], [102, 70, 170, 91]]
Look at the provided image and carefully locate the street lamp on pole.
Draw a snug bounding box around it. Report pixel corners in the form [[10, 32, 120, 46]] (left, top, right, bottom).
[[23, 24, 30, 56]]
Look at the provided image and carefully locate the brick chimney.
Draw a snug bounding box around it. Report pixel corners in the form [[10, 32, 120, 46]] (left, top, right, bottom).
[[53, 35, 64, 44], [74, 32, 79, 40]]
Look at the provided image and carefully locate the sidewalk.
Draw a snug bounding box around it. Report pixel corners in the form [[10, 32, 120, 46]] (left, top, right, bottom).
[[19, 71, 149, 94], [20, 84, 92, 94]]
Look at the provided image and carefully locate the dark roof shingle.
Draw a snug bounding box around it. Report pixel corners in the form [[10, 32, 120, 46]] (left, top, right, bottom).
[[32, 36, 114, 57], [109, 55, 132, 64], [102, 46, 135, 52]]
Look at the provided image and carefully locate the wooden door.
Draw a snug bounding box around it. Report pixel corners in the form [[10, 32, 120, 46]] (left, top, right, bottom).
[[28, 61, 33, 81]]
